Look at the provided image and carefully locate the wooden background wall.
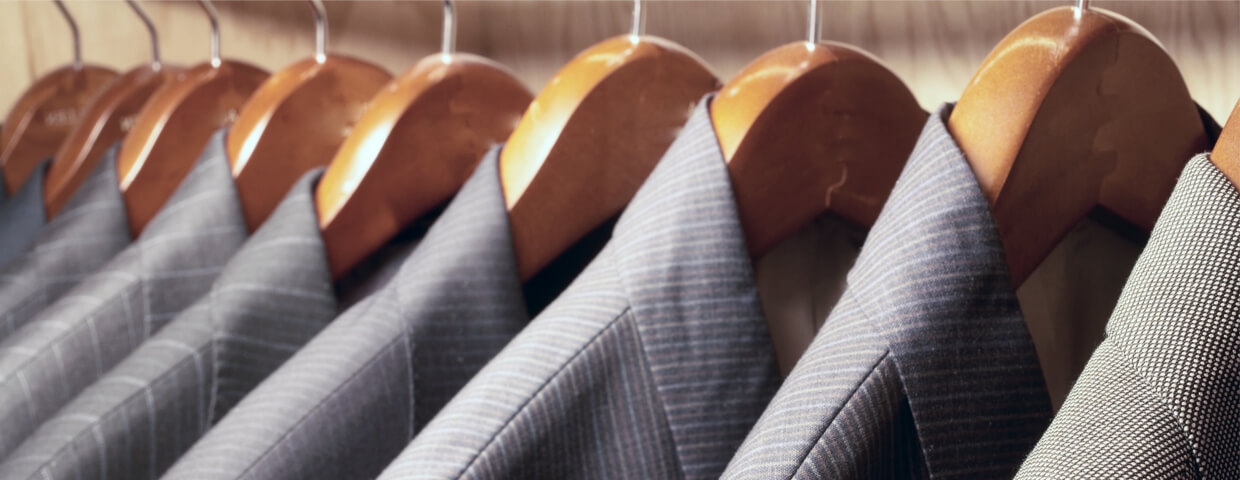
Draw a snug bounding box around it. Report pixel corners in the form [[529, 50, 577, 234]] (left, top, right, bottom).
[[1, 0, 1238, 121]]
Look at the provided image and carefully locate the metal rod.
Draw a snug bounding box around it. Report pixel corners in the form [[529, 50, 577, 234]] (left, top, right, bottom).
[[126, 0, 161, 68], [198, 0, 221, 67], [52, 0, 82, 70], [308, 0, 327, 63], [807, 0, 819, 44], [631, 0, 645, 37], [1076, 0, 1090, 11], [442, 0, 455, 61]]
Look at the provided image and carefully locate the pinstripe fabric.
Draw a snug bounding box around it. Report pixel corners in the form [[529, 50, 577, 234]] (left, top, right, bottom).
[[1018, 154, 1240, 479], [162, 148, 536, 480], [377, 96, 780, 480], [722, 104, 1051, 480], [0, 168, 338, 480], [0, 143, 130, 342], [0, 128, 247, 460], [0, 157, 50, 267]]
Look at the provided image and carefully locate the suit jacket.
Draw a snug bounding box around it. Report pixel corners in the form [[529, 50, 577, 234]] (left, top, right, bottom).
[[376, 96, 781, 480], [0, 143, 131, 341], [1017, 154, 1240, 479], [0, 129, 248, 458], [163, 149, 549, 480], [0, 157, 50, 267], [722, 105, 1052, 479], [0, 169, 341, 479]]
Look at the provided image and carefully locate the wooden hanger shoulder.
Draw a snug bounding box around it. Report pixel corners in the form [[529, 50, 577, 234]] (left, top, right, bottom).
[[117, 60, 270, 237], [1211, 99, 1240, 187], [948, 6, 1209, 285], [500, 35, 720, 281], [316, 53, 531, 279], [43, 64, 179, 217], [1, 65, 118, 194], [712, 41, 926, 258]]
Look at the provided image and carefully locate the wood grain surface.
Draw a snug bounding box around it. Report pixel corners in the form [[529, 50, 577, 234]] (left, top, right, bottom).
[[1, 1, 1236, 123]]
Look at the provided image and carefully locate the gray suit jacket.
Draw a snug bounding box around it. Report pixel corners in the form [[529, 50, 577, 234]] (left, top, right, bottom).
[[163, 149, 541, 480], [0, 157, 51, 267], [0, 129, 248, 458], [377, 97, 781, 480], [721, 105, 1052, 479], [0, 144, 131, 341], [1017, 154, 1240, 479], [0, 169, 339, 479]]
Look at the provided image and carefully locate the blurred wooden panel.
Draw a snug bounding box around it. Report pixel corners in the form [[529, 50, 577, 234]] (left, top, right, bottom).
[[1, 0, 1237, 121]]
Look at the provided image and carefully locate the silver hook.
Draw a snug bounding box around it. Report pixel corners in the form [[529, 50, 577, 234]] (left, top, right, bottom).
[[126, 0, 161, 69], [198, 0, 221, 68], [807, 0, 819, 44], [52, 0, 82, 71], [308, 0, 327, 63], [441, 0, 455, 62], [1074, 0, 1089, 19], [631, 0, 645, 38]]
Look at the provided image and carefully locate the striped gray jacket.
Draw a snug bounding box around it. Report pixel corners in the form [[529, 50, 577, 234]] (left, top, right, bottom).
[[0, 169, 342, 479], [0, 129, 249, 459], [0, 143, 131, 341]]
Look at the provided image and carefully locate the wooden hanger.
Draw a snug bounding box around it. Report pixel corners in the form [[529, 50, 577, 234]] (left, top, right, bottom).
[[43, 0, 181, 218], [316, 0, 531, 279], [115, 0, 270, 237], [0, 0, 117, 195], [711, 0, 926, 260], [500, 0, 719, 281], [1210, 99, 1240, 188], [948, 0, 1210, 287], [228, 0, 391, 232]]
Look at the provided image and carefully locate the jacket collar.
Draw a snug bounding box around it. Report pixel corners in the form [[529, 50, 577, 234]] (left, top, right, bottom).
[[610, 94, 781, 476], [844, 104, 1052, 476]]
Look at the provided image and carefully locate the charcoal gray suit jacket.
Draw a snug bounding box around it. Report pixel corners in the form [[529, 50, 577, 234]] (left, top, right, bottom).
[[0, 157, 51, 266], [376, 96, 781, 480], [0, 129, 248, 458]]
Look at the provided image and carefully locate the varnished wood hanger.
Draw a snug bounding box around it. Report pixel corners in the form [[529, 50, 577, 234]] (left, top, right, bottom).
[[711, 0, 926, 374], [712, 0, 926, 260], [948, 0, 1210, 287], [316, 0, 531, 279], [1210, 99, 1240, 188], [0, 0, 117, 195], [228, 0, 391, 232], [500, 0, 719, 281], [43, 0, 181, 218], [116, 0, 270, 237]]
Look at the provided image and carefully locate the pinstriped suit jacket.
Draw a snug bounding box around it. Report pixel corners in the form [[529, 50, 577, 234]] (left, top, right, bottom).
[[0, 169, 341, 479], [722, 105, 1052, 479], [1018, 154, 1240, 479], [0, 157, 51, 267], [0, 129, 248, 459], [0, 144, 130, 341], [377, 97, 780, 480], [162, 149, 544, 480]]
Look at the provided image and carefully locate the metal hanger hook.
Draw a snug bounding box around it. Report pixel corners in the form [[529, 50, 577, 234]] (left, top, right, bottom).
[[126, 0, 161, 69], [441, 0, 455, 62], [198, 0, 222, 67], [52, 0, 83, 70], [1074, 0, 1090, 19], [807, 0, 820, 44], [308, 0, 327, 63], [631, 0, 645, 38]]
